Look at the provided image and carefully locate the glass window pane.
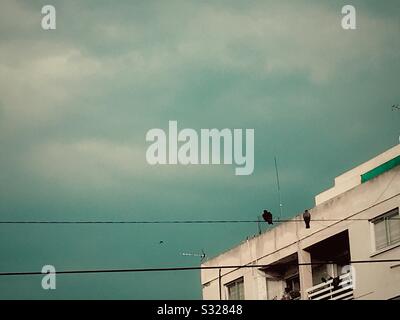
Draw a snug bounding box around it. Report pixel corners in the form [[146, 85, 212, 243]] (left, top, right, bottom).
[[228, 284, 237, 300], [227, 278, 244, 300], [374, 220, 387, 250], [388, 215, 400, 245], [238, 280, 245, 300]]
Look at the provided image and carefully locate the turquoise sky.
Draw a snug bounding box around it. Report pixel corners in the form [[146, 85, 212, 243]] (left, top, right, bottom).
[[0, 0, 399, 299]]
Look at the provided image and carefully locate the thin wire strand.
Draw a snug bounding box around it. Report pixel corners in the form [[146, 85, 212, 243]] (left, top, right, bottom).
[[0, 218, 398, 224], [1, 190, 398, 225], [0, 259, 399, 277]]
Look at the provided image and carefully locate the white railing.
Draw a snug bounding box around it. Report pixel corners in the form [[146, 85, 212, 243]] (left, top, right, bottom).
[[306, 272, 354, 300]]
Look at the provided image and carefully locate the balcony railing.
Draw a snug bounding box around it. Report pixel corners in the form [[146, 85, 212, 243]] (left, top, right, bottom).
[[306, 272, 354, 300]]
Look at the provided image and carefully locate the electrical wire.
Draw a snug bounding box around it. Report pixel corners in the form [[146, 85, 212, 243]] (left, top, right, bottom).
[[0, 218, 398, 224], [0, 259, 398, 277], [1, 191, 398, 225]]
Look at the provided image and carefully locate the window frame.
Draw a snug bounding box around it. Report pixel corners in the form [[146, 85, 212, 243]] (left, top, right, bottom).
[[370, 208, 400, 254], [225, 277, 245, 300]]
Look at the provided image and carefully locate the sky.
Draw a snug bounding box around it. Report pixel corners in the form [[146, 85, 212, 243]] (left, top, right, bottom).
[[0, 0, 399, 299]]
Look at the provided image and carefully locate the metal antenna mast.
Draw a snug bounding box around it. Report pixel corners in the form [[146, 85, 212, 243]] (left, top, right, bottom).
[[391, 104, 400, 143], [274, 156, 283, 220]]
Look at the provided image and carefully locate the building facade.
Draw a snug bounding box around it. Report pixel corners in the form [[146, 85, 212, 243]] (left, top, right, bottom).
[[201, 145, 400, 300]]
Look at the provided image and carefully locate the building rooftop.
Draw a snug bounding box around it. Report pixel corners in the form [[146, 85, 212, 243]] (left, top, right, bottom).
[[315, 144, 400, 205], [202, 144, 400, 267]]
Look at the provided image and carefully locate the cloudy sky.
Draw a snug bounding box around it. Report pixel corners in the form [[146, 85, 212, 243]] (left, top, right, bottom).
[[0, 0, 399, 299]]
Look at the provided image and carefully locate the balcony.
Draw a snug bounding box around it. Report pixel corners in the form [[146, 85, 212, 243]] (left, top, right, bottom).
[[260, 253, 301, 300], [306, 271, 354, 300], [304, 230, 353, 300]]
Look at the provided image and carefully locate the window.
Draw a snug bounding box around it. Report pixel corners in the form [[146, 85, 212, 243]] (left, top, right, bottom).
[[226, 277, 244, 300], [285, 275, 300, 292], [372, 208, 400, 251], [285, 275, 301, 300]]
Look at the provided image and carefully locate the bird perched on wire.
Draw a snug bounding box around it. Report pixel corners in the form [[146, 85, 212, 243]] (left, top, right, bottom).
[[303, 209, 311, 229], [262, 210, 273, 224]]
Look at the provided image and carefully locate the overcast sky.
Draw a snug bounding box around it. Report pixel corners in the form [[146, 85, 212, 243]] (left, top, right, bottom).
[[0, 0, 399, 299]]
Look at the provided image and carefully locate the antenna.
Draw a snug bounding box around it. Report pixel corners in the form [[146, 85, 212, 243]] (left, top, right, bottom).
[[181, 249, 207, 262], [257, 215, 262, 235], [274, 156, 283, 220], [391, 105, 400, 143]]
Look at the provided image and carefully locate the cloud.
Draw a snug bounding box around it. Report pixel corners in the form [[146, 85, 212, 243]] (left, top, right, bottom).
[[1, 0, 398, 133], [0, 0, 399, 191], [0, 47, 103, 130], [28, 139, 147, 188], [0, 0, 37, 33]]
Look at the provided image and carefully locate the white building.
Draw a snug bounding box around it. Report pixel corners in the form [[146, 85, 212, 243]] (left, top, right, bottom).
[[201, 145, 400, 300]]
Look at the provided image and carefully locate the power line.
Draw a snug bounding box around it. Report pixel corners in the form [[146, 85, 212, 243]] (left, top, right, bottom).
[[1, 191, 398, 226], [0, 259, 398, 277], [0, 218, 397, 224]]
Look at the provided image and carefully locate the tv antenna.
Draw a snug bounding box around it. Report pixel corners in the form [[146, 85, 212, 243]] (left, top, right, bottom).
[[181, 249, 207, 262], [391, 104, 400, 143], [274, 156, 283, 220]]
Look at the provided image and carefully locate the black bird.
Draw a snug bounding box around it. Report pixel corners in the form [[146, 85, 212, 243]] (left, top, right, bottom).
[[303, 209, 311, 229], [262, 210, 273, 224], [159, 241, 164, 244]]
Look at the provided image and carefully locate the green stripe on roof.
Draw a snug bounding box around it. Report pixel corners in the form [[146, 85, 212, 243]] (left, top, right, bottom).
[[361, 155, 400, 183]]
